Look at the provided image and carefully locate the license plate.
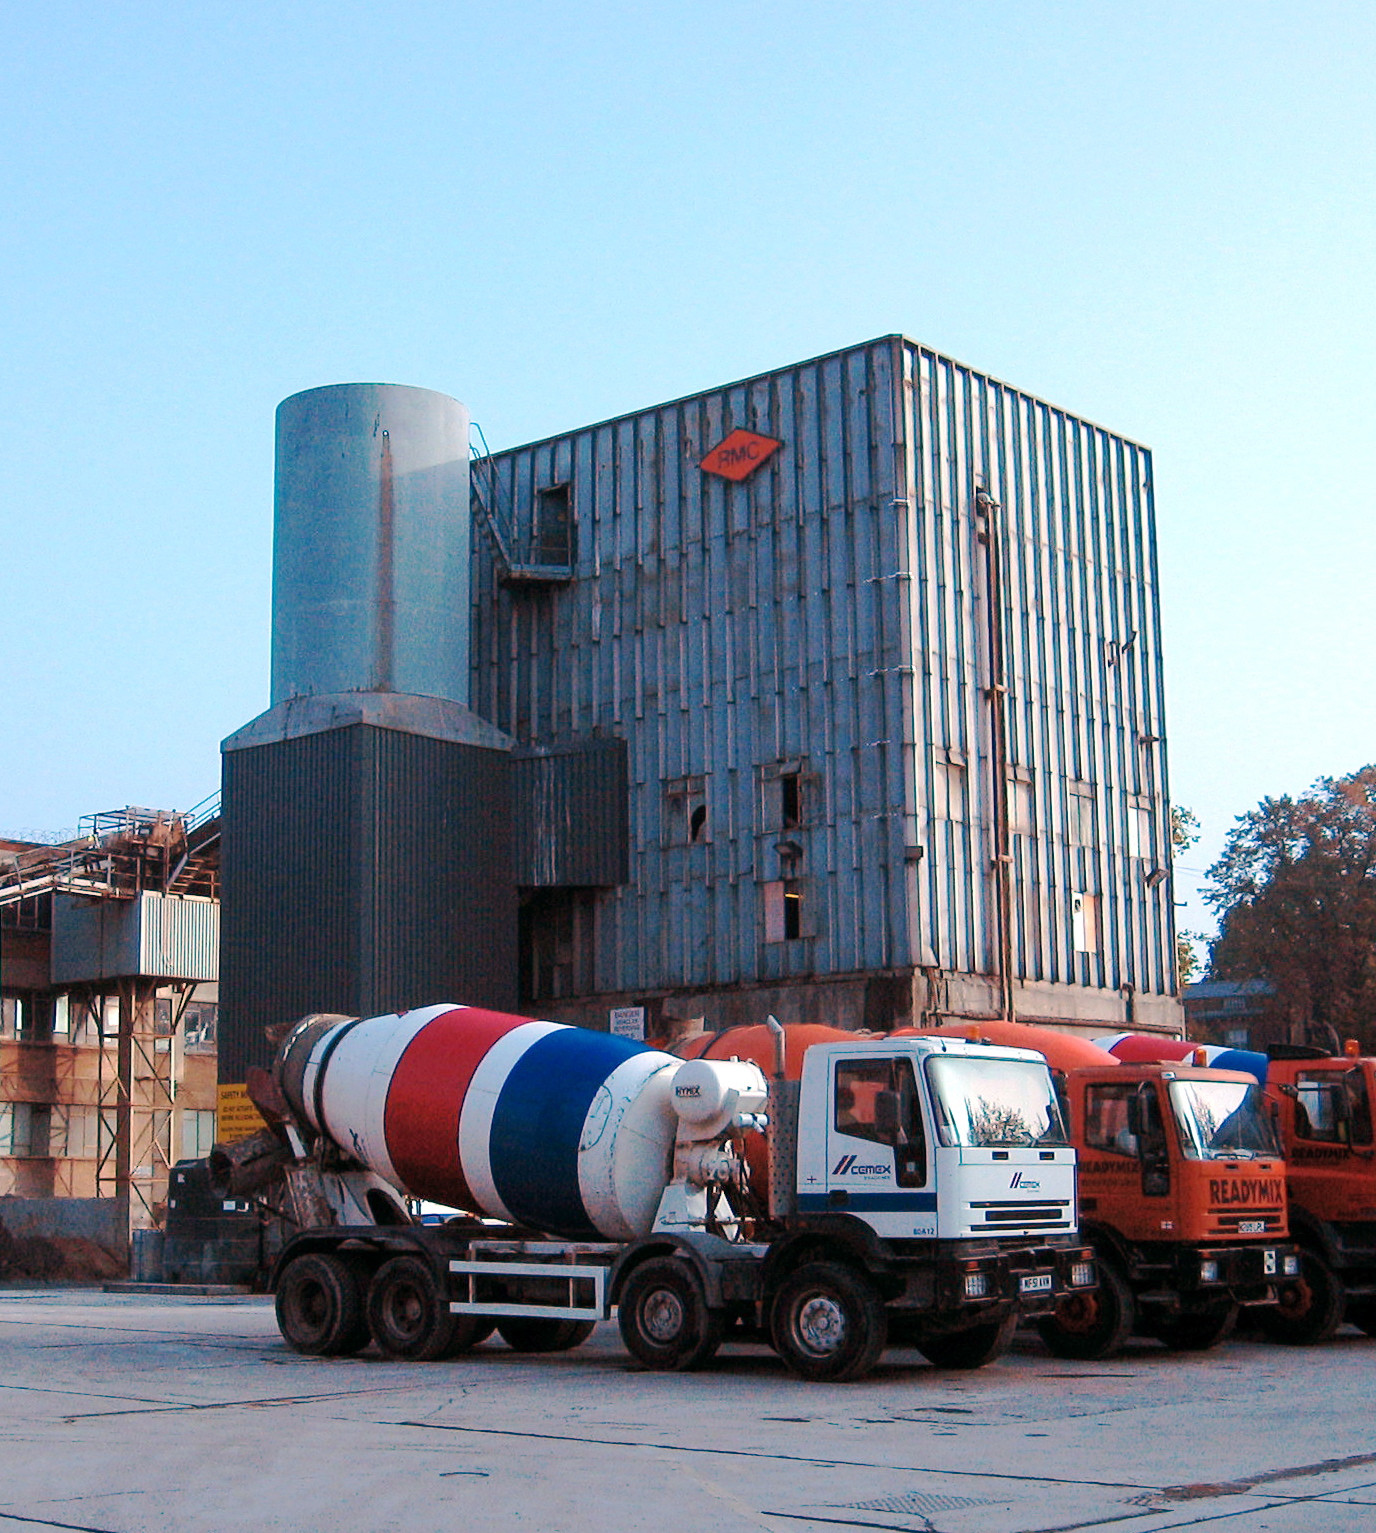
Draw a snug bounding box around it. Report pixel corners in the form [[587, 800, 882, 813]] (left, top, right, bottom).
[[1238, 1220, 1265, 1234], [1020, 1273, 1053, 1294]]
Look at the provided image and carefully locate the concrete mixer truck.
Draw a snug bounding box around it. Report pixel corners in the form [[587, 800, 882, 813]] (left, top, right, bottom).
[[215, 1004, 1095, 1382], [1100, 1034, 1376, 1345]]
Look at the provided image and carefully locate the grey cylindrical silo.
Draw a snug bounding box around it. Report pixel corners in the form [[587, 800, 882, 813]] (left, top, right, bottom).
[[271, 383, 470, 706]]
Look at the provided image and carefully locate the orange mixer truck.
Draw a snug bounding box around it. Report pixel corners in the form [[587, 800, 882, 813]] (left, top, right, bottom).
[[1101, 1035, 1376, 1344]]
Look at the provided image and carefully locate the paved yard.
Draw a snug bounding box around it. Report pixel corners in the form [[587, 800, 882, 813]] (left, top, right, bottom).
[[0, 1288, 1373, 1532]]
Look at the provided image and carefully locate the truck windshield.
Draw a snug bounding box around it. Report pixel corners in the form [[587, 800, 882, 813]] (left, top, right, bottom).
[[924, 1056, 1070, 1149], [1169, 1079, 1281, 1159]]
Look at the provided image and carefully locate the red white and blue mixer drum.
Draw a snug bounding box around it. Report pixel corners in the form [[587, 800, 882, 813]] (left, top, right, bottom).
[[276, 1004, 681, 1241], [1095, 1033, 1269, 1084]]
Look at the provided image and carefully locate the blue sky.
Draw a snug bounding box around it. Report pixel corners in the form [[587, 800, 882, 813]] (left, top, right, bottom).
[[2, 2, 1372, 942]]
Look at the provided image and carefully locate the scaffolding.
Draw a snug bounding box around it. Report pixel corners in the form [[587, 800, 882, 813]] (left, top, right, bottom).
[[0, 799, 220, 1229]]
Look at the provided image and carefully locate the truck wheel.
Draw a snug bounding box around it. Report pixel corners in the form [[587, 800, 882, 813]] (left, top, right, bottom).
[[497, 1318, 597, 1353], [617, 1257, 724, 1371], [1153, 1303, 1237, 1352], [276, 1252, 371, 1356], [1035, 1259, 1135, 1361], [368, 1255, 482, 1361], [1258, 1251, 1345, 1345], [917, 1312, 1018, 1370], [1343, 1300, 1376, 1337], [770, 1261, 887, 1383]]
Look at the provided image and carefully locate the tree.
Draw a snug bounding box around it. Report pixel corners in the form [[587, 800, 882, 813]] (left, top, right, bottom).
[[1205, 766, 1376, 1051], [1171, 805, 1206, 986]]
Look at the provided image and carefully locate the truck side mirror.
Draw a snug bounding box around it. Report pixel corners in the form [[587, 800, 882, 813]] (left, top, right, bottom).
[[875, 1090, 901, 1144]]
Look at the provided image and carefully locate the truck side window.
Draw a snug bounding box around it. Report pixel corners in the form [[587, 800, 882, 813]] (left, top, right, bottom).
[[834, 1058, 926, 1187], [1084, 1083, 1140, 1157], [1295, 1073, 1353, 1144]]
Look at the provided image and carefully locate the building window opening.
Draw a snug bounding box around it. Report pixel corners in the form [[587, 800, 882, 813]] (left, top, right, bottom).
[[1128, 795, 1153, 859], [182, 1109, 217, 1160], [933, 750, 967, 821], [1072, 892, 1101, 953], [536, 483, 574, 566], [1008, 769, 1034, 835], [781, 771, 802, 829], [0, 1102, 50, 1158], [765, 880, 806, 943], [184, 1001, 218, 1052], [1068, 783, 1096, 846], [664, 775, 708, 846], [519, 889, 597, 1004]]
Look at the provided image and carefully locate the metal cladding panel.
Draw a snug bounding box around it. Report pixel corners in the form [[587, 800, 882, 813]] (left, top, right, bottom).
[[137, 894, 219, 981], [470, 334, 1175, 1014], [217, 724, 517, 1084], [218, 729, 358, 1083], [898, 341, 1174, 1000], [512, 738, 629, 887], [471, 337, 912, 996], [51, 895, 139, 982], [51, 893, 218, 983], [272, 384, 471, 707]]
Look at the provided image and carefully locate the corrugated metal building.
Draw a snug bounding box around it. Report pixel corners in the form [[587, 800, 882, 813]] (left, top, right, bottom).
[[470, 334, 1179, 1036]]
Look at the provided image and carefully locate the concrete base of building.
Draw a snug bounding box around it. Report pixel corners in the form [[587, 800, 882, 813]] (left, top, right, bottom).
[[533, 968, 1183, 1042]]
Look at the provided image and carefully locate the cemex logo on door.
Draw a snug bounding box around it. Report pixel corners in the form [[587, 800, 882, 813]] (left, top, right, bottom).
[[699, 429, 783, 481], [833, 1155, 888, 1177]]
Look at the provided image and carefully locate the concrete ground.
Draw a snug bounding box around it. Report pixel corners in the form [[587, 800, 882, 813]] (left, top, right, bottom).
[[1, 1290, 1373, 1533]]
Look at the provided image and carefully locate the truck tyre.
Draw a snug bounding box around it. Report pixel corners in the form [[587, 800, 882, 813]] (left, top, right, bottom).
[[617, 1257, 724, 1372], [1257, 1251, 1344, 1345], [1035, 1259, 1135, 1361], [1153, 1303, 1237, 1352], [770, 1261, 887, 1383], [497, 1318, 596, 1353], [368, 1255, 482, 1361], [1343, 1300, 1376, 1337], [276, 1252, 371, 1357], [917, 1311, 1018, 1370]]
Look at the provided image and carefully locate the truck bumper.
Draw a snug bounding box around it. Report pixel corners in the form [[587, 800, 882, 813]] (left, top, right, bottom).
[[920, 1244, 1096, 1320], [1170, 1242, 1303, 1307]]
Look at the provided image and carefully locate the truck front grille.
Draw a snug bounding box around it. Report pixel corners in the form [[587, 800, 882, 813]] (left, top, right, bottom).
[[970, 1200, 1071, 1227]]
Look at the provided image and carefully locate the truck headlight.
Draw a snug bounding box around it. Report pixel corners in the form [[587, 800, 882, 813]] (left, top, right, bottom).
[[1199, 1259, 1220, 1283], [1070, 1261, 1095, 1287], [1283, 1254, 1301, 1277], [963, 1271, 990, 1299]]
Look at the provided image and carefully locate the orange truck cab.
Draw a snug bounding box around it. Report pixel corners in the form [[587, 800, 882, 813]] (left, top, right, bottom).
[[1258, 1044, 1376, 1343], [1038, 1062, 1302, 1358]]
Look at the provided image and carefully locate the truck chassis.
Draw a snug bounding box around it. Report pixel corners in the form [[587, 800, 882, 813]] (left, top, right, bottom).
[[274, 1220, 1095, 1382]]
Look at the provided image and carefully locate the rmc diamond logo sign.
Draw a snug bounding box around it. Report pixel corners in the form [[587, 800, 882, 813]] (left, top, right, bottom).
[[698, 428, 783, 481]]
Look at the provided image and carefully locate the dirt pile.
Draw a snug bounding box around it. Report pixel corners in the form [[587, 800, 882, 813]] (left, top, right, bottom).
[[0, 1218, 124, 1283]]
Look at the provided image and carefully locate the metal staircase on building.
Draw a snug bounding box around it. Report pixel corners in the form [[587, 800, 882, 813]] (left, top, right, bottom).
[[0, 795, 220, 910], [470, 428, 575, 588]]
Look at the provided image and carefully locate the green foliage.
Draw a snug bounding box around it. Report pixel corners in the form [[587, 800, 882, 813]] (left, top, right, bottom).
[[1206, 766, 1376, 1051], [1172, 805, 1202, 987], [1177, 930, 1206, 987], [1171, 804, 1200, 857]]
